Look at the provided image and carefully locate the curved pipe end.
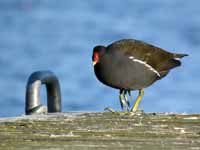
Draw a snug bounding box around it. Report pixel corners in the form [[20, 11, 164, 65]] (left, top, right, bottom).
[[25, 70, 62, 115]]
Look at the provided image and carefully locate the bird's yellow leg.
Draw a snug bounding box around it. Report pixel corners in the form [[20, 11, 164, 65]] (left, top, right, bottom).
[[130, 89, 144, 112]]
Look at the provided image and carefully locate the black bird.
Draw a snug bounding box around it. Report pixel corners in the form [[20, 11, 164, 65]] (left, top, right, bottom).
[[92, 39, 188, 112]]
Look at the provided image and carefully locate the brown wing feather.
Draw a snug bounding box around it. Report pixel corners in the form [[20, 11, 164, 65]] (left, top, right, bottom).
[[107, 39, 186, 77]]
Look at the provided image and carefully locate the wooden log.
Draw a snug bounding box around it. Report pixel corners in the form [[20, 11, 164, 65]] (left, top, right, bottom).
[[0, 112, 200, 150]]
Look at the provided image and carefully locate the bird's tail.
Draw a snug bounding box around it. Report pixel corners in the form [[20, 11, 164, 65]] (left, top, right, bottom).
[[170, 53, 188, 68], [158, 53, 188, 78], [173, 53, 188, 59]]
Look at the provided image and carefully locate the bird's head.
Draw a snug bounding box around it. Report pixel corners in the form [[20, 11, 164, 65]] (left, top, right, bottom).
[[92, 45, 106, 66]]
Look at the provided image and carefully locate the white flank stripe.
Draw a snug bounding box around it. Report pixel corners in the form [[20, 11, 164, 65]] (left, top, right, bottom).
[[174, 57, 181, 61], [132, 59, 160, 77], [129, 56, 134, 59]]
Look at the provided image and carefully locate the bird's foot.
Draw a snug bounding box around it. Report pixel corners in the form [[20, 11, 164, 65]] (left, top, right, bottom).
[[104, 107, 116, 112], [104, 107, 131, 115], [129, 109, 144, 116], [105, 88, 144, 115], [104, 107, 144, 116]]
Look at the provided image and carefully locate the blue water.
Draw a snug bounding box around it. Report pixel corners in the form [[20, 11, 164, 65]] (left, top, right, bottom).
[[0, 0, 199, 117]]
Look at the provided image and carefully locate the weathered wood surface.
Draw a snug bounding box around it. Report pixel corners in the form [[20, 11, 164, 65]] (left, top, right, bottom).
[[0, 112, 200, 150]]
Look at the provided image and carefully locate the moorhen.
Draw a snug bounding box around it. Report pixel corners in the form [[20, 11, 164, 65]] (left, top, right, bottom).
[[92, 39, 188, 112]]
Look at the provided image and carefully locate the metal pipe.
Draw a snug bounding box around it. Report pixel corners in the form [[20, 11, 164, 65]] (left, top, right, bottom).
[[25, 71, 62, 115]]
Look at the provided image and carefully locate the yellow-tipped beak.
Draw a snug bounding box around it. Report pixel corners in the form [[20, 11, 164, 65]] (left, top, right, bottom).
[[92, 61, 97, 66]]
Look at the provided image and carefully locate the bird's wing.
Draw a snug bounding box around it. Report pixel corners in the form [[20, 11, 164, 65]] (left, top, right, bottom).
[[107, 39, 181, 77]]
